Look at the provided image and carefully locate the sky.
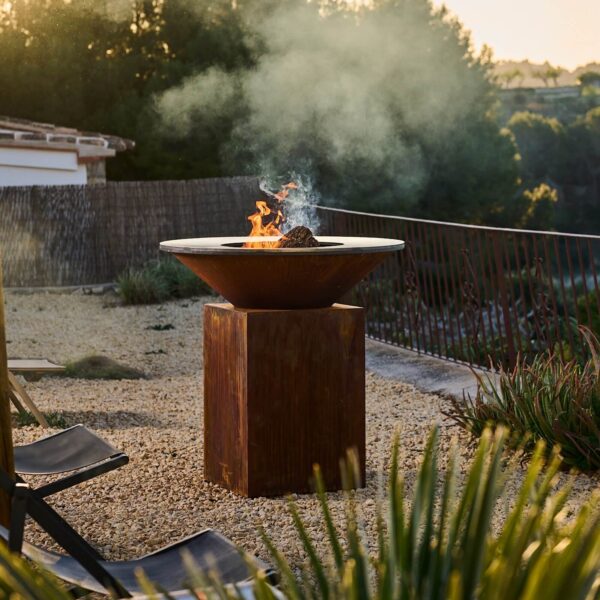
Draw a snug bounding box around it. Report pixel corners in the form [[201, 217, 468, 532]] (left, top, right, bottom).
[[435, 0, 600, 70]]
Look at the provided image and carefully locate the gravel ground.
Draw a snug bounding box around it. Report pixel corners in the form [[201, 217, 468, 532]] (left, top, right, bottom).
[[5, 290, 599, 573]]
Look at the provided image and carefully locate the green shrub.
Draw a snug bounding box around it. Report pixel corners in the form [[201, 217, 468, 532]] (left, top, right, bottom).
[[117, 267, 170, 305], [150, 256, 209, 299], [14, 411, 68, 428], [64, 355, 145, 380], [117, 257, 210, 305], [446, 328, 600, 471]]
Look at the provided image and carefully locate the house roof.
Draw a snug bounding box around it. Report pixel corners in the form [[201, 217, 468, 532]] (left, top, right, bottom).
[[0, 115, 135, 159]]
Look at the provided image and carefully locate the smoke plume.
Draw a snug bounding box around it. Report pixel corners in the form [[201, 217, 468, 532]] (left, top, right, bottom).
[[157, 1, 487, 220]]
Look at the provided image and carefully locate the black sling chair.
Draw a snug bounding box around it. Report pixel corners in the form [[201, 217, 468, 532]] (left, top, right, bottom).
[[14, 424, 129, 498], [0, 468, 273, 597]]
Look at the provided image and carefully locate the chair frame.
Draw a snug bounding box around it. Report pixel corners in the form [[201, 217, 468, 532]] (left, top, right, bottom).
[[1, 468, 131, 596], [9, 425, 130, 592], [1, 468, 275, 598], [19, 456, 129, 499]]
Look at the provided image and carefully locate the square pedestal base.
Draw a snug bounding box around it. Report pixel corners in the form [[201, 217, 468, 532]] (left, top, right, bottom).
[[203, 303, 365, 497]]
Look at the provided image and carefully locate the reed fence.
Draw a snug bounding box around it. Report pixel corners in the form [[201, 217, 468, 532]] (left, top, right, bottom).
[[317, 206, 600, 369], [0, 177, 260, 286]]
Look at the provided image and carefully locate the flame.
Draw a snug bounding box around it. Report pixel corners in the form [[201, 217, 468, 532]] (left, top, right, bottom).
[[245, 200, 284, 248], [273, 181, 298, 202], [243, 182, 297, 248]]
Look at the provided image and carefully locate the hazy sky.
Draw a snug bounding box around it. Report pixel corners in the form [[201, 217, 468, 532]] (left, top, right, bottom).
[[436, 0, 600, 69]]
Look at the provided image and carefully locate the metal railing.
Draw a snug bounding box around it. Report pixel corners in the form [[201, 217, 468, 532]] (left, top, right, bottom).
[[317, 206, 600, 369]]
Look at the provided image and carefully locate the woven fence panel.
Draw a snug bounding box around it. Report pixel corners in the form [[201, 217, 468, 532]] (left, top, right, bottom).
[[0, 176, 260, 286]]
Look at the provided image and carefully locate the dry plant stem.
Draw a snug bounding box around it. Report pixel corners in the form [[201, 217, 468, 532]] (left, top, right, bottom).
[[0, 263, 15, 527]]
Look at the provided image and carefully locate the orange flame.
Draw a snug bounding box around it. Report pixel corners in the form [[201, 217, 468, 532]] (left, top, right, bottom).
[[245, 201, 284, 248], [243, 182, 297, 248]]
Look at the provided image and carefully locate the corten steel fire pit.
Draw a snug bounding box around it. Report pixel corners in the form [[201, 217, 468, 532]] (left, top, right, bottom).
[[160, 235, 404, 497]]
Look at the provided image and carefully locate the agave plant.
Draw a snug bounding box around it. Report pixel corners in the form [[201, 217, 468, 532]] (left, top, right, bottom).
[[0, 542, 72, 599], [1, 429, 599, 599], [446, 327, 600, 471], [253, 427, 600, 599]]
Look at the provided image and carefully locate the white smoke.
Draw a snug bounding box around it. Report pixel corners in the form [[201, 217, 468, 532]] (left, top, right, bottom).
[[159, 67, 240, 135], [259, 175, 321, 232], [157, 1, 486, 220]]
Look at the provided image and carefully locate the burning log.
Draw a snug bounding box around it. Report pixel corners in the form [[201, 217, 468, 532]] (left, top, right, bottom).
[[279, 226, 319, 248]]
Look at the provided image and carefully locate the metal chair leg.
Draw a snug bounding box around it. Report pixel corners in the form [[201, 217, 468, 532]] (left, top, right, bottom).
[[9, 483, 28, 554]]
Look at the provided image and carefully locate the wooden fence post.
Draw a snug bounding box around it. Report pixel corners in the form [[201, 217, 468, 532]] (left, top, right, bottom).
[[0, 261, 15, 527]]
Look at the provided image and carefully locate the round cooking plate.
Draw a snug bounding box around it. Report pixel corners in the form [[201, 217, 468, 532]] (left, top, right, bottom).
[[160, 236, 404, 255]]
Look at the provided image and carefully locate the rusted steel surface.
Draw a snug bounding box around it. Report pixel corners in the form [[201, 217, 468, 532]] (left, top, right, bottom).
[[317, 206, 600, 369], [175, 250, 391, 310], [203, 303, 365, 497]]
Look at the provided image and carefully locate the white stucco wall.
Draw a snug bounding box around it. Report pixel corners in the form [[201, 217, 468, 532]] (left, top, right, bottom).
[[0, 146, 88, 186]]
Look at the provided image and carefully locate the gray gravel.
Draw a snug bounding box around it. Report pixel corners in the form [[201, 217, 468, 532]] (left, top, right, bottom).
[[5, 290, 598, 571]]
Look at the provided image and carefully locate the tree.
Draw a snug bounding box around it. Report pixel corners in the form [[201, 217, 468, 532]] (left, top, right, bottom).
[[532, 68, 550, 87], [498, 68, 524, 88], [545, 65, 563, 87], [521, 183, 559, 229], [0, 0, 520, 226], [578, 70, 600, 87], [0, 0, 256, 180], [531, 63, 563, 87], [528, 63, 563, 88], [498, 69, 524, 88], [507, 111, 565, 180], [567, 108, 600, 209]]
